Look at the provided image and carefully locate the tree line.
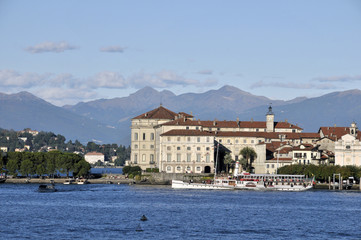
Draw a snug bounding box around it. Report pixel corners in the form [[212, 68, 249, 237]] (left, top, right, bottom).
[[0, 128, 130, 166], [278, 164, 361, 182], [0, 151, 91, 178]]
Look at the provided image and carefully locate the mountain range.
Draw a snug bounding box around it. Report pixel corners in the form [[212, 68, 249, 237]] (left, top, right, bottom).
[[1, 85, 361, 145]]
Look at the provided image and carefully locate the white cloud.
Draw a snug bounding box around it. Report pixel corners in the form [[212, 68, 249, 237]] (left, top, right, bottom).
[[35, 88, 98, 106], [0, 69, 50, 87], [88, 72, 128, 88], [100, 46, 126, 53], [25, 41, 78, 53], [250, 80, 337, 90], [314, 75, 361, 82], [129, 70, 206, 88], [197, 70, 213, 75]]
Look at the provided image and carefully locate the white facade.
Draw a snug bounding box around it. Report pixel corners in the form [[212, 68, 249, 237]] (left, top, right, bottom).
[[84, 152, 105, 164], [335, 134, 361, 166]]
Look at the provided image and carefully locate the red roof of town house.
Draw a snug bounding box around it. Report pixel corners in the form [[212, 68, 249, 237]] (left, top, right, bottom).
[[319, 126, 351, 141], [85, 152, 104, 156], [267, 157, 293, 162], [161, 118, 303, 131], [133, 106, 179, 120], [161, 129, 215, 137]]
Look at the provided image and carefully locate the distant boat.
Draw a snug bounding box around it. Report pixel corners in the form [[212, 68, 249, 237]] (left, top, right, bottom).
[[135, 224, 143, 232], [38, 184, 57, 192], [0, 178, 6, 184], [76, 179, 89, 184], [140, 215, 148, 221], [64, 179, 75, 185]]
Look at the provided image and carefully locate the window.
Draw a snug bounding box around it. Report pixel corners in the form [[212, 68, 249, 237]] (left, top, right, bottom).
[[206, 147, 210, 151], [134, 154, 138, 164], [196, 166, 201, 171], [176, 166, 181, 171], [177, 154, 181, 162], [266, 164, 269, 169], [206, 154, 210, 163], [243, 139, 247, 143], [150, 133, 154, 140], [186, 126, 189, 130], [187, 147, 191, 151], [196, 154, 201, 162], [142, 154, 146, 162], [251, 140, 254, 143], [150, 145, 154, 149], [227, 139, 230, 144], [196, 127, 199, 130], [167, 137, 171, 141], [256, 128, 259, 132], [197, 147, 200, 151], [142, 144, 146, 149], [167, 166, 171, 172], [187, 153, 191, 162], [206, 137, 210, 142], [134, 133, 138, 140], [177, 146, 181, 151], [271, 164, 274, 168], [177, 137, 180, 142], [235, 139, 239, 144], [167, 146, 171, 151], [187, 137, 191, 142], [346, 145, 351, 149], [186, 166, 191, 172], [150, 154, 154, 164], [134, 144, 138, 149], [197, 137, 200, 142], [167, 154, 171, 162], [143, 133, 146, 140]]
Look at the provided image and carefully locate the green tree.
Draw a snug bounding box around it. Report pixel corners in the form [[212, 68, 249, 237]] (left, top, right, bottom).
[[239, 147, 257, 173], [20, 159, 34, 177], [223, 153, 234, 174], [73, 160, 91, 177], [6, 158, 19, 176]]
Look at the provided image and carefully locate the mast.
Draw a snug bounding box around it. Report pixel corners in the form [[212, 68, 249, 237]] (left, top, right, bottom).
[[214, 139, 220, 181]]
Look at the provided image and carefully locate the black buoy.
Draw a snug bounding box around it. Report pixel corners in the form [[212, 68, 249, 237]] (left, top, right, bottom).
[[140, 215, 148, 221]]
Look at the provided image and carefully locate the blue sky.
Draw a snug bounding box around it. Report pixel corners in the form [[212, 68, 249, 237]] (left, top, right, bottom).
[[0, 0, 360, 106]]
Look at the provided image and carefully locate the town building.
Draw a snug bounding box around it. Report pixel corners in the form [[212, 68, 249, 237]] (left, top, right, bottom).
[[84, 152, 105, 164], [130, 105, 328, 174]]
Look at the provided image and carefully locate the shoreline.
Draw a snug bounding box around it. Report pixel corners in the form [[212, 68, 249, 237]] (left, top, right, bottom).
[[2, 178, 360, 190]]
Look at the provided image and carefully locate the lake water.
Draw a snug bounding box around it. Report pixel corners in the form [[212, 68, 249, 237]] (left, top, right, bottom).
[[1, 184, 360, 239]]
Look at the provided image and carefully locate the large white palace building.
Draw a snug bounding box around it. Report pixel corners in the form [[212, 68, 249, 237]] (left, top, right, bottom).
[[129, 105, 360, 174]]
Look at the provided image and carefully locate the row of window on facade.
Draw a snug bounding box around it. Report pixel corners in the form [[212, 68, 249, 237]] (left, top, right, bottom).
[[166, 146, 211, 151], [166, 165, 205, 173], [134, 144, 154, 149], [133, 154, 155, 164], [134, 133, 155, 141], [166, 153, 212, 163]]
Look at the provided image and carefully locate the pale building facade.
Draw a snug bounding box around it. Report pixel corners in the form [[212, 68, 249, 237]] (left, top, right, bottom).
[[84, 152, 105, 164], [129, 105, 323, 174], [335, 134, 361, 166]]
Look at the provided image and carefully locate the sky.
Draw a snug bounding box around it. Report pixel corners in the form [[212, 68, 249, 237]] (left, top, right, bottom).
[[0, 0, 361, 106]]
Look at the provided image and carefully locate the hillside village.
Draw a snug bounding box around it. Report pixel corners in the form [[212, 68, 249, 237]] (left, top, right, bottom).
[[0, 128, 130, 166], [129, 105, 361, 174]]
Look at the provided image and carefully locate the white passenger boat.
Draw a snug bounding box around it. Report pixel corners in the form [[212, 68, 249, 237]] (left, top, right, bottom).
[[172, 173, 314, 191]]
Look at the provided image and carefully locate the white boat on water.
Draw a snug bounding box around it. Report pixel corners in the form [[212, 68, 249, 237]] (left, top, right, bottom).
[[172, 173, 314, 191]]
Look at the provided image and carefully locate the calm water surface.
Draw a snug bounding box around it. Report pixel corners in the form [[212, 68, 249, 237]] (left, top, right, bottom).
[[1, 184, 360, 239]]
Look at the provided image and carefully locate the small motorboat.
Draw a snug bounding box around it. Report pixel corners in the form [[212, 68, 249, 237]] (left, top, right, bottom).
[[38, 184, 57, 192], [140, 215, 148, 221]]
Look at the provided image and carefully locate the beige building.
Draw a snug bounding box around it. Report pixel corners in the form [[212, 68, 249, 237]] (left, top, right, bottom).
[[335, 133, 361, 166], [129, 105, 326, 174], [84, 152, 105, 164]]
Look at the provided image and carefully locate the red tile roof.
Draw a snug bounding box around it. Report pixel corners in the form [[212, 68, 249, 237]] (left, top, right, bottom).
[[162, 118, 303, 130], [133, 106, 178, 120], [161, 129, 215, 137]]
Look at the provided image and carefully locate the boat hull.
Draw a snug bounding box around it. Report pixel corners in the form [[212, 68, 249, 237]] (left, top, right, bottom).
[[172, 179, 313, 191], [172, 180, 232, 190]]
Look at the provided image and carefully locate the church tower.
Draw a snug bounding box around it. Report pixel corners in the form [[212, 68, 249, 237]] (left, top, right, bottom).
[[266, 105, 274, 132], [350, 121, 357, 137]]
